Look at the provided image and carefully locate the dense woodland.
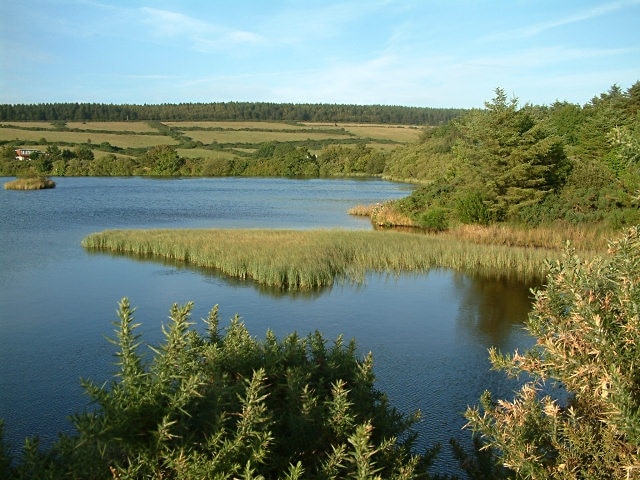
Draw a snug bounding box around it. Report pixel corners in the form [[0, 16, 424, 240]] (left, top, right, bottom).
[[2, 83, 640, 478], [386, 82, 640, 230], [0, 102, 464, 125]]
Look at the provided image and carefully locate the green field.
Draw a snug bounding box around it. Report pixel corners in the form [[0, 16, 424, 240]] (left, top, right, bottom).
[[0, 126, 178, 148], [1, 120, 420, 151]]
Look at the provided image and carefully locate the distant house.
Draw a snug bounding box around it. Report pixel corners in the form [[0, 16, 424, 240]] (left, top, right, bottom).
[[15, 148, 41, 160]]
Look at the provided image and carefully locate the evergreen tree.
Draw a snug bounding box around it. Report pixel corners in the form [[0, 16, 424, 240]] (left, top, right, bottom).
[[453, 88, 570, 221]]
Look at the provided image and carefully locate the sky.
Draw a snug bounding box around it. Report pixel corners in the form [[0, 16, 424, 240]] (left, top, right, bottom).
[[1, 0, 639, 108]]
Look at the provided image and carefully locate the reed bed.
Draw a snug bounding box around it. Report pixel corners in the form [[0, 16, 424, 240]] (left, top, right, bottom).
[[4, 177, 55, 190], [82, 228, 560, 289]]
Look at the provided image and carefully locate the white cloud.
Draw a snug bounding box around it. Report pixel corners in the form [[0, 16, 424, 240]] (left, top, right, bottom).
[[138, 7, 266, 52], [484, 0, 640, 41]]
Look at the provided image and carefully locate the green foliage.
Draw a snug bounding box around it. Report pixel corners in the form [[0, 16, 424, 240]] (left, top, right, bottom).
[[142, 144, 185, 176], [452, 89, 570, 221], [417, 208, 449, 232], [455, 191, 491, 225], [317, 143, 386, 176], [0, 102, 465, 125], [384, 123, 459, 182], [465, 226, 640, 479], [75, 144, 95, 162], [3, 299, 435, 479], [381, 82, 640, 228]]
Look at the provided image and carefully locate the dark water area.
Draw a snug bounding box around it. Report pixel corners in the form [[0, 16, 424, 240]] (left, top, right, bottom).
[[0, 176, 535, 475]]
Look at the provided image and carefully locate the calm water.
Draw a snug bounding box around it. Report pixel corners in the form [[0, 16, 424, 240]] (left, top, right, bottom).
[[0, 176, 534, 474]]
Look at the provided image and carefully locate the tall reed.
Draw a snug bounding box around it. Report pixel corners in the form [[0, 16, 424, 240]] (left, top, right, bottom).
[[82, 229, 568, 289], [4, 177, 56, 190]]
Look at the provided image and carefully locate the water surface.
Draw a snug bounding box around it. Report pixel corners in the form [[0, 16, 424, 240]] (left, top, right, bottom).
[[0, 176, 533, 473]]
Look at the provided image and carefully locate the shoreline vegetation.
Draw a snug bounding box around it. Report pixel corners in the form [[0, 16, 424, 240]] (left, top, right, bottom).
[[3, 176, 55, 190], [81, 227, 580, 289]]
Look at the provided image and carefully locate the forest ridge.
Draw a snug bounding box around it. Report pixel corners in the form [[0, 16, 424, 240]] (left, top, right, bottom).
[[0, 102, 465, 126]]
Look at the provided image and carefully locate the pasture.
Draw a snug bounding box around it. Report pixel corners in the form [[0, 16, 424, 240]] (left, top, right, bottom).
[[65, 121, 160, 133], [0, 126, 178, 149], [2, 120, 422, 165]]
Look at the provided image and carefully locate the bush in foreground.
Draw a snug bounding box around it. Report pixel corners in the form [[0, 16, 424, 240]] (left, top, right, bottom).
[[465, 226, 640, 479], [2, 300, 437, 479]]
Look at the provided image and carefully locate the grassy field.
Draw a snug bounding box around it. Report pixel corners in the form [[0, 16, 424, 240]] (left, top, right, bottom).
[[325, 124, 422, 142], [0, 127, 178, 148], [184, 129, 351, 144], [2, 120, 418, 154], [65, 121, 160, 133], [177, 148, 238, 161], [82, 228, 561, 289], [164, 121, 315, 130]]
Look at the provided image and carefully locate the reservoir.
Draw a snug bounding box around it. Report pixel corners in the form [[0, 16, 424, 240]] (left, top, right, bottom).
[[0, 176, 533, 473]]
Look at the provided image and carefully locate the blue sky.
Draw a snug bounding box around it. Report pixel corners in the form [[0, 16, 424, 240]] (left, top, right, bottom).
[[1, 0, 639, 108]]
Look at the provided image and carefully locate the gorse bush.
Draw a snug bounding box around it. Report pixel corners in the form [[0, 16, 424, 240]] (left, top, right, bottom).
[[2, 299, 436, 479], [465, 226, 640, 479]]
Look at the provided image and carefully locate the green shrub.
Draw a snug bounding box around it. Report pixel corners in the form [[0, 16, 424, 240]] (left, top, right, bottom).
[[455, 191, 491, 225], [418, 208, 449, 232], [3, 299, 435, 479]]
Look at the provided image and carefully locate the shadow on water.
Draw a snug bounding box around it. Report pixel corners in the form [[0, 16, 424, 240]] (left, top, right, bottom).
[[83, 248, 333, 300], [453, 272, 540, 346]]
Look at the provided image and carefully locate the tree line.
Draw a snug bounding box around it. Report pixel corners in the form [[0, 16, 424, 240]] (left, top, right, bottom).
[[0, 102, 465, 125], [385, 82, 640, 231]]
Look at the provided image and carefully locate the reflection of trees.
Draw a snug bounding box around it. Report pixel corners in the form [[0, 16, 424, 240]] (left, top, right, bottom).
[[454, 272, 537, 347], [84, 249, 330, 300]]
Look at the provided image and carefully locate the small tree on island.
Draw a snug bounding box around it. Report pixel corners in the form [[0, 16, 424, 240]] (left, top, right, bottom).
[[465, 226, 640, 479]]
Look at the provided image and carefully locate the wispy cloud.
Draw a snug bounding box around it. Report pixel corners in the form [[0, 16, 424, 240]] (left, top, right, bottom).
[[139, 7, 266, 52], [484, 0, 640, 41]]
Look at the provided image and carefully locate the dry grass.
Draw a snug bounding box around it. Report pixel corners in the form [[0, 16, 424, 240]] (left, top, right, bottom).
[[184, 129, 348, 144], [341, 125, 422, 142], [4, 177, 55, 190], [165, 121, 314, 130], [65, 121, 159, 133], [177, 148, 237, 160], [82, 228, 559, 289], [303, 123, 422, 142], [0, 127, 177, 148], [443, 223, 610, 251], [352, 202, 612, 252]]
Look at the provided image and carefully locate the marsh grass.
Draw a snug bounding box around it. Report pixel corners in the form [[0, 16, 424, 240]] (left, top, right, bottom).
[[351, 203, 612, 251], [4, 177, 55, 190], [82, 228, 560, 289]]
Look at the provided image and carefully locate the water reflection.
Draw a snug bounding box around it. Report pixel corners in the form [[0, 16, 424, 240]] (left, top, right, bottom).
[[454, 272, 538, 346]]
